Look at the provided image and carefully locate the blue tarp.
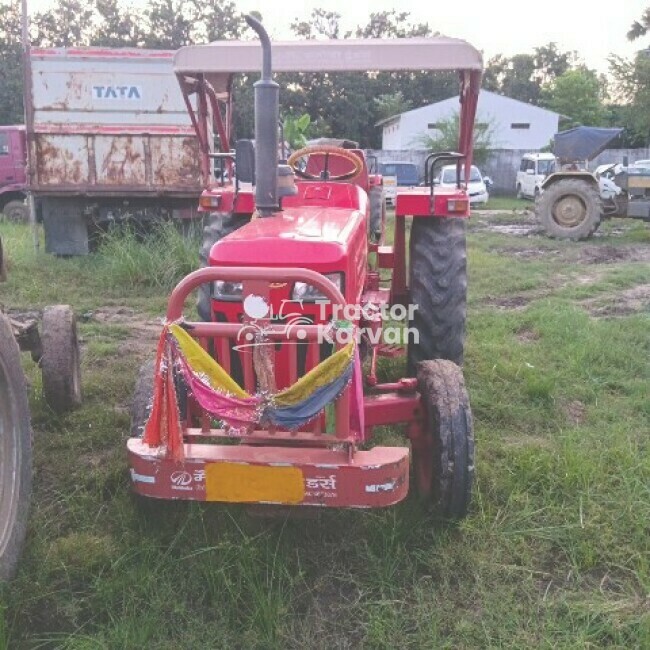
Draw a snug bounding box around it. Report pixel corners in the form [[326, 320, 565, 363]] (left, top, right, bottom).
[[553, 127, 623, 162]]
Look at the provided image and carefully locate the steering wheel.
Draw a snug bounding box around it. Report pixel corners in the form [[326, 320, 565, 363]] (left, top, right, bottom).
[[287, 145, 363, 181]]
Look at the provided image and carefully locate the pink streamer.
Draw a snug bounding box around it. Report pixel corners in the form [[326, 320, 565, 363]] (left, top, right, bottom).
[[176, 353, 261, 428]]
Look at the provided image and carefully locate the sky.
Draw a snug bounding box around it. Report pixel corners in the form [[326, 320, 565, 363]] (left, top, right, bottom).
[[27, 0, 650, 73]]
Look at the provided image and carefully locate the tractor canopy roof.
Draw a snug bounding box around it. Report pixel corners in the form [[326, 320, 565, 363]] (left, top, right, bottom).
[[174, 37, 483, 95], [553, 126, 624, 162]]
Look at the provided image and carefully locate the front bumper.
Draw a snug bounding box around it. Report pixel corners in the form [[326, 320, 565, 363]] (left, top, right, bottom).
[[469, 191, 489, 205], [128, 437, 410, 508]]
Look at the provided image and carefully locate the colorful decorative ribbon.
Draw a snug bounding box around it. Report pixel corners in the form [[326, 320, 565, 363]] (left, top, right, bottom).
[[142, 323, 364, 459]]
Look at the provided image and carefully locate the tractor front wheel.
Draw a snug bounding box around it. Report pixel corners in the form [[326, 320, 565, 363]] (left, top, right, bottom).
[[414, 359, 474, 519], [198, 212, 250, 321], [131, 360, 155, 437], [407, 217, 467, 371], [0, 313, 32, 580], [41, 305, 82, 413], [535, 179, 602, 240]]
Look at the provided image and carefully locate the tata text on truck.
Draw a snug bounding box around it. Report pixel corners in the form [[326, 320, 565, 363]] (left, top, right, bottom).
[[22, 47, 203, 255], [128, 18, 482, 517]]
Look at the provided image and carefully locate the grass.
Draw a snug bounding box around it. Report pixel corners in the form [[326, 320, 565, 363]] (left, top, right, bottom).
[[477, 196, 531, 211], [0, 216, 649, 648]]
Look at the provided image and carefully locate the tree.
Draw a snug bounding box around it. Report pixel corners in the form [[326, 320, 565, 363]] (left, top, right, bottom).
[[412, 112, 496, 166], [290, 9, 343, 39], [92, 0, 143, 47], [533, 43, 576, 85], [142, 0, 241, 49], [32, 0, 96, 47], [484, 53, 540, 104], [483, 44, 576, 105], [609, 52, 650, 145], [374, 92, 412, 122], [0, 0, 23, 125], [354, 10, 430, 38], [628, 7, 650, 40], [541, 67, 607, 127]]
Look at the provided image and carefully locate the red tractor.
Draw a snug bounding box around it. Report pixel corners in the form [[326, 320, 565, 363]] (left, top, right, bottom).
[[129, 17, 482, 518]]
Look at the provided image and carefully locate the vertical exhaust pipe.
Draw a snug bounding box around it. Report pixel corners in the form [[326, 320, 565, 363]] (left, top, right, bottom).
[[245, 14, 279, 217]]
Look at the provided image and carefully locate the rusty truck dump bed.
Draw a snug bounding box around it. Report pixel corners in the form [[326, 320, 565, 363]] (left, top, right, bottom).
[[25, 48, 202, 196]]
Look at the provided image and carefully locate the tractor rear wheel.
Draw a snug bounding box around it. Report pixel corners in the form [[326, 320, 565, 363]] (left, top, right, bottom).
[[414, 359, 474, 519], [407, 217, 467, 371], [198, 212, 250, 321], [368, 185, 385, 242], [0, 313, 32, 580], [536, 179, 602, 240], [41, 305, 82, 413]]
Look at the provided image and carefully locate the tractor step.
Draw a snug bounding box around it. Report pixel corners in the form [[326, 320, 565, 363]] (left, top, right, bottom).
[[127, 438, 409, 508]]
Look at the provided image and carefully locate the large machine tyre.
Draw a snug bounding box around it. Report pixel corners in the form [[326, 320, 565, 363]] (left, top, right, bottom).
[[41, 305, 82, 413], [407, 217, 467, 372], [414, 359, 474, 519], [2, 200, 29, 223], [0, 313, 32, 580], [131, 360, 155, 437], [198, 212, 250, 321], [368, 185, 385, 242], [130, 359, 188, 437], [536, 179, 602, 240]]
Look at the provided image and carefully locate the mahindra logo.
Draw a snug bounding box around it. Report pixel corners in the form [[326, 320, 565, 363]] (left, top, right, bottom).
[[170, 471, 192, 486]]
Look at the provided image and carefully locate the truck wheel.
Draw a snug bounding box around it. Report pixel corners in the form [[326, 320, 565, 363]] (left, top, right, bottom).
[[41, 305, 82, 413], [198, 212, 250, 321], [536, 179, 602, 240], [407, 217, 467, 372], [0, 313, 32, 580], [414, 359, 474, 519], [516, 184, 523, 199], [131, 360, 155, 437], [3, 201, 28, 223], [368, 185, 385, 242]]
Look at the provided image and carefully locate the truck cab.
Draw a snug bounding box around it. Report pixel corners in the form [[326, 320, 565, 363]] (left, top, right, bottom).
[[0, 126, 27, 222]]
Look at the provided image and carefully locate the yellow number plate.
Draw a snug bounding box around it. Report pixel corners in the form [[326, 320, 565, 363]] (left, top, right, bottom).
[[205, 463, 305, 504]]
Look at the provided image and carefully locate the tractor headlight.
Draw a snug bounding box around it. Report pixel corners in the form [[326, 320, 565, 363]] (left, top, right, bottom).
[[292, 273, 343, 302], [213, 281, 243, 301]]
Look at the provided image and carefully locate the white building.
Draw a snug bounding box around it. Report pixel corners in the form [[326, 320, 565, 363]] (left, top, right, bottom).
[[380, 90, 561, 151]]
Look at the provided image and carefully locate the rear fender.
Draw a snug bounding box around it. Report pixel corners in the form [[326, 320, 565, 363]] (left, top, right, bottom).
[[541, 171, 598, 191]]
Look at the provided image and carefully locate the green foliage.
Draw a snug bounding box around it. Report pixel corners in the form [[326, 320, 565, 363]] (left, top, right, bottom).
[[609, 52, 650, 145], [483, 43, 576, 105], [412, 112, 495, 165], [94, 222, 200, 289], [374, 91, 412, 122], [541, 67, 608, 127], [0, 1, 23, 125], [282, 113, 311, 150], [628, 7, 650, 40]]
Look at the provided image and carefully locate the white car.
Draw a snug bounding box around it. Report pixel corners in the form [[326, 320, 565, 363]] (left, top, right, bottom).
[[437, 164, 490, 205], [516, 153, 556, 199]]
